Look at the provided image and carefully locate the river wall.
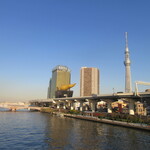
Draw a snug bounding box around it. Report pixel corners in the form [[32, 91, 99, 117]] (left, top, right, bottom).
[[64, 114, 150, 131], [40, 108, 150, 131]]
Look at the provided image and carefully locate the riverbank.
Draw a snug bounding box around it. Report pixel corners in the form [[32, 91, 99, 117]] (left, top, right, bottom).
[[40, 108, 150, 131], [64, 114, 150, 131]]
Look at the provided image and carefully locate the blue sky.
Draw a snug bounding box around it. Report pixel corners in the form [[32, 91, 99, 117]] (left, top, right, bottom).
[[0, 0, 150, 101]]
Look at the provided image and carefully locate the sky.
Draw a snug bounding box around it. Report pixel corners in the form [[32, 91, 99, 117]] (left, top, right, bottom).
[[0, 0, 150, 102]]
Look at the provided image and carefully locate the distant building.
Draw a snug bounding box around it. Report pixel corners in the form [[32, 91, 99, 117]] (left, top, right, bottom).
[[111, 100, 128, 109], [111, 100, 128, 113], [47, 78, 52, 99], [80, 67, 99, 96], [47, 65, 71, 98], [135, 101, 147, 116]]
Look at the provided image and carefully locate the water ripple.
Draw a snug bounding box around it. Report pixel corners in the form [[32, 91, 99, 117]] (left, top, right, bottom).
[[0, 112, 150, 150]]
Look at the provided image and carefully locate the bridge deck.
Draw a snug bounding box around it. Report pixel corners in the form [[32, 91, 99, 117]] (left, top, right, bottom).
[[30, 92, 150, 103]]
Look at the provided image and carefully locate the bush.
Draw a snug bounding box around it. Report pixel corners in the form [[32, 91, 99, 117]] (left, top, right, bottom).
[[97, 113, 150, 124], [68, 110, 80, 115]]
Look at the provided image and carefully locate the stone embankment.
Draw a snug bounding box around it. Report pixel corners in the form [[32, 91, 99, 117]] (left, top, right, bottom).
[[64, 114, 150, 131], [40, 108, 150, 131]]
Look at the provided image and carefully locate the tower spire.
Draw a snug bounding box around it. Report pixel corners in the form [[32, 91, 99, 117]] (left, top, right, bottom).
[[124, 32, 132, 93], [125, 32, 128, 49]]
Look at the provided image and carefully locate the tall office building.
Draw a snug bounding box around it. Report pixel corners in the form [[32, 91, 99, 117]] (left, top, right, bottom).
[[124, 32, 132, 93], [80, 67, 99, 96], [47, 78, 52, 99], [47, 65, 71, 98]]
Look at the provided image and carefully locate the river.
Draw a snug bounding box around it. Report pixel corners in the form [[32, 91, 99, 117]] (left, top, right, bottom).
[[0, 112, 150, 150]]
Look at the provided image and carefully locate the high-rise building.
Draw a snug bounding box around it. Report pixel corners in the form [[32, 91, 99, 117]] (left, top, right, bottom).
[[124, 32, 132, 93], [80, 67, 99, 96], [47, 65, 71, 98], [47, 78, 52, 99]]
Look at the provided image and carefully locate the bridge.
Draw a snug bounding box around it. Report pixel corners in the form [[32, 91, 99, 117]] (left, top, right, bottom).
[[30, 91, 150, 115], [0, 102, 42, 111]]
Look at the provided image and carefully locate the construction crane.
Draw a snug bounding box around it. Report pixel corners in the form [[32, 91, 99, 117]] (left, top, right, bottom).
[[135, 81, 150, 96]]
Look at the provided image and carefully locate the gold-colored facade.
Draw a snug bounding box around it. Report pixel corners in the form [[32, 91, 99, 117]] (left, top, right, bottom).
[[58, 83, 76, 90]]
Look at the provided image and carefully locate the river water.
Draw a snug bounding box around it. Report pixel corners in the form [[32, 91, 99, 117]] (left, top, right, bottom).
[[0, 112, 150, 150]]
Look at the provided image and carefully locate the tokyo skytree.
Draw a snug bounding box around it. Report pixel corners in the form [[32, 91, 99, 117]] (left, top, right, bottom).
[[124, 32, 132, 93]]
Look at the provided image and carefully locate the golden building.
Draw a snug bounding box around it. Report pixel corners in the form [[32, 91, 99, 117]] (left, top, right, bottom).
[[48, 65, 71, 98]]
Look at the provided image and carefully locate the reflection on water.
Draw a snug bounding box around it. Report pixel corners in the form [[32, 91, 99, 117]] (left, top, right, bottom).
[[46, 116, 150, 150], [0, 112, 150, 150]]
